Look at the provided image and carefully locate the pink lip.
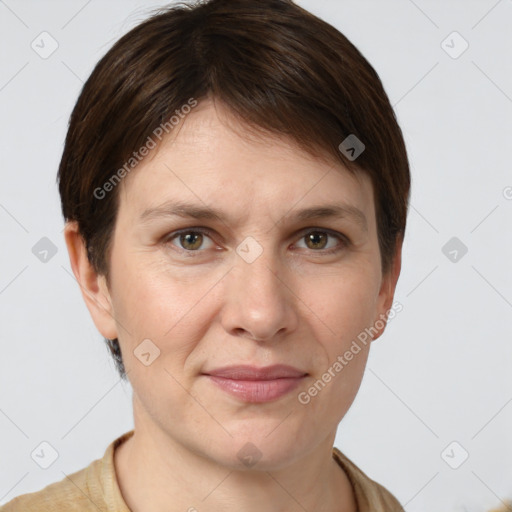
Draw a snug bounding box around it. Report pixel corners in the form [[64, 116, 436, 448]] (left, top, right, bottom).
[[203, 365, 308, 403]]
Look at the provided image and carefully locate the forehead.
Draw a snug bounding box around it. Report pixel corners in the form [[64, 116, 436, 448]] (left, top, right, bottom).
[[117, 100, 375, 228]]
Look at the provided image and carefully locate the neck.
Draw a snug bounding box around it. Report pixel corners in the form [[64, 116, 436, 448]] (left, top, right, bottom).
[[114, 401, 357, 512]]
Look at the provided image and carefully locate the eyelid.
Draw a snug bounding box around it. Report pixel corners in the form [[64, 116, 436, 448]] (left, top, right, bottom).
[[293, 227, 350, 253], [164, 226, 350, 253], [164, 227, 218, 250], [295, 226, 349, 242]]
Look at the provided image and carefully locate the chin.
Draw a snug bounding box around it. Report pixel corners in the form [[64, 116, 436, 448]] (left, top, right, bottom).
[[203, 424, 310, 471]]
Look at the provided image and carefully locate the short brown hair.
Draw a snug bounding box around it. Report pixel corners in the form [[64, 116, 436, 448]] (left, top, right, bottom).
[[57, 0, 411, 379]]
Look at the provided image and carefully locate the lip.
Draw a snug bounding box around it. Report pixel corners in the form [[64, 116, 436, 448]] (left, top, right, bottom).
[[202, 365, 308, 403], [204, 364, 307, 380]]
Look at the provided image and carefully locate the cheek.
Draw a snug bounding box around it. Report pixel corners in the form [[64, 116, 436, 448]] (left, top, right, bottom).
[[295, 343, 369, 438], [110, 261, 210, 411], [302, 265, 380, 353], [109, 254, 224, 377], [111, 254, 200, 332]]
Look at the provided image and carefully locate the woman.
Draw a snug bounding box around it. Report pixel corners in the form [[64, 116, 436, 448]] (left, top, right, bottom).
[[1, 0, 410, 510]]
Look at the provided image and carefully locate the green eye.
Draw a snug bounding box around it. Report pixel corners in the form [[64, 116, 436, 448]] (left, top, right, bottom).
[[167, 229, 215, 251], [164, 227, 349, 256], [179, 232, 205, 251], [304, 231, 329, 250], [295, 230, 348, 254]]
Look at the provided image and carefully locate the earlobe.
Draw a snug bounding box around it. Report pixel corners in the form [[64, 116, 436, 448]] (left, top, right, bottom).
[[371, 235, 404, 342], [63, 221, 118, 340]]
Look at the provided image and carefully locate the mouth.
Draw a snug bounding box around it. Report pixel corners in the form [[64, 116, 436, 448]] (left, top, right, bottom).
[[202, 364, 308, 403]]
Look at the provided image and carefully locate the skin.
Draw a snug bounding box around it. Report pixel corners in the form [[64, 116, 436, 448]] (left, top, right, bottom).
[[65, 99, 402, 512]]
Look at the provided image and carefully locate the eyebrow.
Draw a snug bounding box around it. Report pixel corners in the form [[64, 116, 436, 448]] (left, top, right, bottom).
[[139, 200, 368, 232]]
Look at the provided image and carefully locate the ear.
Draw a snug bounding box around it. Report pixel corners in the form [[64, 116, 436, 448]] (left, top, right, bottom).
[[371, 234, 403, 342], [63, 221, 118, 340]]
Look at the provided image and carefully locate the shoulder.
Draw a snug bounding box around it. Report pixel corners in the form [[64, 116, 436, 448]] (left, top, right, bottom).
[[0, 461, 100, 511], [0, 431, 134, 512], [333, 447, 404, 512]]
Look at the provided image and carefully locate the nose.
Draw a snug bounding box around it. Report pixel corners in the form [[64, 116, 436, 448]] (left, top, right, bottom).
[[220, 244, 299, 342]]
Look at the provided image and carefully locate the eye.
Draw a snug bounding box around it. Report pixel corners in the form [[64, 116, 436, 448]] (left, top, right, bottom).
[[166, 229, 216, 252], [163, 227, 349, 255], [294, 229, 348, 254]]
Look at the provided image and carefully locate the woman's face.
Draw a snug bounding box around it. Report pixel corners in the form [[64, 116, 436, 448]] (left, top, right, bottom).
[[89, 100, 400, 468]]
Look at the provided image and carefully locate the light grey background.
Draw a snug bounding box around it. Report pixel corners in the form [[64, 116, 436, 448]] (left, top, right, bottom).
[[0, 1, 511, 510]]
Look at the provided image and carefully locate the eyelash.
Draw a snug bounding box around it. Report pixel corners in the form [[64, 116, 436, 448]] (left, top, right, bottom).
[[163, 227, 350, 256]]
